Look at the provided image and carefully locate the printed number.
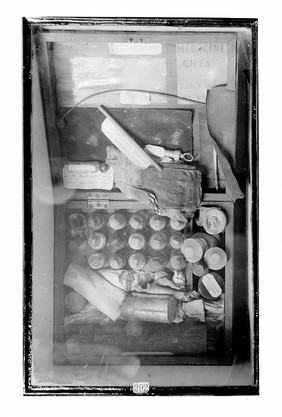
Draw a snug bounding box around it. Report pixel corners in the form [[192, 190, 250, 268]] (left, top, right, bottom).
[[133, 382, 149, 394]]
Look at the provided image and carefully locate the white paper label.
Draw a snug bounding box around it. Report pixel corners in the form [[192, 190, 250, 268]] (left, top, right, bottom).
[[202, 274, 222, 298], [109, 43, 162, 55], [62, 164, 113, 190]]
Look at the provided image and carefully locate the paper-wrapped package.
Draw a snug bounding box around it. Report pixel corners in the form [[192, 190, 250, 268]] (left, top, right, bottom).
[[63, 263, 126, 321]]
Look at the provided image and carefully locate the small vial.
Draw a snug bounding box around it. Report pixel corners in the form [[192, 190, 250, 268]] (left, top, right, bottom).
[[88, 212, 106, 230], [129, 213, 146, 230], [169, 252, 187, 271], [108, 212, 127, 230], [128, 233, 147, 250], [88, 252, 107, 269], [128, 252, 147, 270], [88, 232, 107, 250], [149, 214, 167, 231], [108, 231, 127, 251], [109, 252, 127, 270], [169, 218, 187, 231], [169, 233, 184, 250], [149, 232, 168, 251], [147, 252, 168, 271]]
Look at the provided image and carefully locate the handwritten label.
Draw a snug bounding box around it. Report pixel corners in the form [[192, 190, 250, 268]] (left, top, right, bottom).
[[202, 274, 222, 298], [62, 164, 113, 190], [133, 382, 150, 394], [109, 43, 162, 55], [176, 43, 228, 102]]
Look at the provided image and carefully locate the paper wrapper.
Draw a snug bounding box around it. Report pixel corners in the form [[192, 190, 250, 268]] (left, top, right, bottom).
[[63, 263, 126, 321]]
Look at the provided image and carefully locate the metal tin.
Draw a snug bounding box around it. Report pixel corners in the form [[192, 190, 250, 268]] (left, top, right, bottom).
[[121, 294, 177, 323], [198, 272, 225, 300]]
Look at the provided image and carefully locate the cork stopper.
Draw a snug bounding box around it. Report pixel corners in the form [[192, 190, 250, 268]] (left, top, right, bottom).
[[109, 231, 127, 250]]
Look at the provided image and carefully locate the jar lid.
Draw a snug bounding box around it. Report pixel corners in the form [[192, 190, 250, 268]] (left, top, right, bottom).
[[202, 208, 227, 235], [181, 238, 204, 263], [204, 247, 227, 270]]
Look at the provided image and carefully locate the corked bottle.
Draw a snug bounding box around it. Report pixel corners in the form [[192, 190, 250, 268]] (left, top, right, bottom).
[[149, 232, 168, 251], [108, 212, 127, 230], [109, 252, 127, 270], [181, 232, 220, 263], [128, 252, 147, 270], [128, 212, 146, 231], [88, 251, 108, 270], [128, 232, 147, 251], [149, 214, 167, 231]]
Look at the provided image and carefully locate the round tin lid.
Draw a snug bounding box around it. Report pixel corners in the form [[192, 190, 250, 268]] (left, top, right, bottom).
[[204, 247, 227, 270], [202, 208, 227, 235], [181, 238, 204, 263]]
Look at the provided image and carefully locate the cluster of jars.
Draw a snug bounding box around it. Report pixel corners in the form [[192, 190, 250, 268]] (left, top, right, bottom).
[[70, 211, 189, 272]]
